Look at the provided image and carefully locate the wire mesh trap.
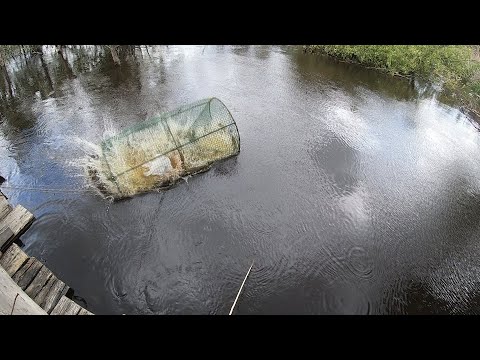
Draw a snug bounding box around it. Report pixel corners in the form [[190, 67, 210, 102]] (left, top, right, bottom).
[[87, 98, 240, 200]]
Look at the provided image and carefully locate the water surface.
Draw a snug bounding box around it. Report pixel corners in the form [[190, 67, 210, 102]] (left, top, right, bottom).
[[1, 45, 480, 314]]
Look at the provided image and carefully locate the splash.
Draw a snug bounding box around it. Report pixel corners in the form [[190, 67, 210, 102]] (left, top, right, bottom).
[[73, 98, 240, 200]]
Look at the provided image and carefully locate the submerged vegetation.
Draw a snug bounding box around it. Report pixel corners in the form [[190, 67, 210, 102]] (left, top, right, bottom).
[[306, 45, 480, 117]]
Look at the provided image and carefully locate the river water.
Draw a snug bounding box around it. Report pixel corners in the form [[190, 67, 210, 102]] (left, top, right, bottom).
[[1, 45, 480, 314]]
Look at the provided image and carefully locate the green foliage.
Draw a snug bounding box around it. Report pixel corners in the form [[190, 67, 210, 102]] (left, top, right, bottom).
[[307, 45, 480, 114], [309, 45, 475, 81], [469, 81, 480, 94]]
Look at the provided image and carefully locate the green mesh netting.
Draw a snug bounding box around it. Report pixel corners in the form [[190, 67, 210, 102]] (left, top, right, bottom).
[[90, 98, 240, 199]]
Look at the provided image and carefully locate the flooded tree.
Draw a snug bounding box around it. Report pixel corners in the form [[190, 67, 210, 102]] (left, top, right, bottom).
[[57, 47, 76, 79], [56, 45, 66, 56], [20, 45, 28, 60], [39, 52, 54, 94], [106, 45, 139, 65], [0, 49, 13, 99], [31, 45, 43, 55], [107, 45, 121, 66]]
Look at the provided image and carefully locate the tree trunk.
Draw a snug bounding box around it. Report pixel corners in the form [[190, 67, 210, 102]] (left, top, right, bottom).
[[108, 45, 121, 65], [20, 45, 27, 61], [0, 52, 13, 99], [39, 53, 54, 93], [33, 45, 43, 55], [58, 50, 76, 79]]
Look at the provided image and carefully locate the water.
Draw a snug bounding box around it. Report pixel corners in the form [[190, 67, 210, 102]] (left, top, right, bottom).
[[1, 45, 480, 314]]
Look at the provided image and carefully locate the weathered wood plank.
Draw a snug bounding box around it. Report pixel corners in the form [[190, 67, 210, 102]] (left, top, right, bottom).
[[0, 265, 46, 315], [45, 281, 69, 314], [0, 243, 29, 276], [0, 205, 35, 252], [0, 227, 14, 253], [16, 258, 43, 290], [12, 257, 34, 282], [33, 274, 56, 309], [25, 265, 52, 299], [77, 308, 93, 315], [34, 275, 69, 314], [0, 196, 12, 221], [51, 295, 82, 315]]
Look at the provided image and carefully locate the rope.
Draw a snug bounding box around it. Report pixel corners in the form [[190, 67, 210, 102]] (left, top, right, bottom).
[[0, 176, 192, 195], [1, 184, 97, 193]]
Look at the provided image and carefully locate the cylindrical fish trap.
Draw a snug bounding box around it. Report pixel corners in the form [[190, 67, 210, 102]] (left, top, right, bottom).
[[90, 98, 240, 199]]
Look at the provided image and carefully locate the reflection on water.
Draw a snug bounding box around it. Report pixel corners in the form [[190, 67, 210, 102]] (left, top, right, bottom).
[[1, 45, 480, 314]]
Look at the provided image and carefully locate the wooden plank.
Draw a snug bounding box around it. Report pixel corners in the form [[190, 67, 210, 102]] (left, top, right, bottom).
[[44, 281, 69, 314], [0, 243, 29, 276], [0, 205, 35, 252], [25, 265, 52, 299], [33, 274, 56, 307], [0, 265, 46, 315], [0, 196, 12, 221], [77, 308, 93, 315], [51, 296, 82, 315], [12, 257, 35, 282], [34, 275, 69, 314], [0, 227, 14, 253], [16, 258, 43, 290]]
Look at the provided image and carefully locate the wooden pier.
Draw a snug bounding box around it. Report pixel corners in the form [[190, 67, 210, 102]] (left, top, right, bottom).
[[0, 190, 92, 315]]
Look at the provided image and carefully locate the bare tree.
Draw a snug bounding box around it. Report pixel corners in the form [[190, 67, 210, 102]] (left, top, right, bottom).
[[0, 50, 13, 98], [107, 45, 121, 65], [56, 45, 65, 56], [31, 45, 43, 55], [58, 48, 76, 79], [20, 45, 27, 61], [39, 52, 54, 93]]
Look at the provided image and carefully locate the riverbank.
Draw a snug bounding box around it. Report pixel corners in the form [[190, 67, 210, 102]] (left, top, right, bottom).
[[305, 45, 480, 118]]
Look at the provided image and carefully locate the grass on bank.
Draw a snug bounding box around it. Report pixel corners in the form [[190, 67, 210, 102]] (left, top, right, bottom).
[[306, 45, 480, 116]]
